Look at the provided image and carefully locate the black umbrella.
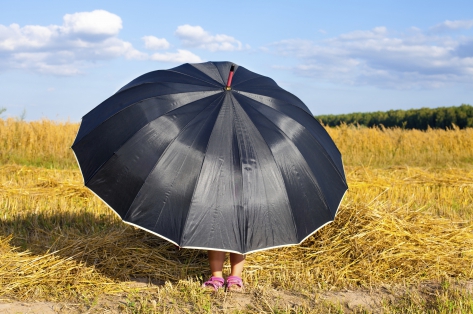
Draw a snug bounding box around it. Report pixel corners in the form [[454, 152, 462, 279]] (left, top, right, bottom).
[[72, 61, 347, 254]]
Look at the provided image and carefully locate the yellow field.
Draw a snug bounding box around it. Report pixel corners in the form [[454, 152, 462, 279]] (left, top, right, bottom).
[[2, 118, 473, 169], [0, 118, 472, 311]]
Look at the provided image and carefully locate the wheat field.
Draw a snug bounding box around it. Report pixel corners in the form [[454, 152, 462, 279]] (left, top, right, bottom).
[[0, 118, 472, 312]]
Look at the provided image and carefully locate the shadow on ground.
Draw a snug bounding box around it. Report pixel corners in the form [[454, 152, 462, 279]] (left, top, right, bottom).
[[0, 210, 210, 284]]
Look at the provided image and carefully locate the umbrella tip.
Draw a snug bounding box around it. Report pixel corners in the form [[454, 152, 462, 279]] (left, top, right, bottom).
[[225, 64, 236, 90]]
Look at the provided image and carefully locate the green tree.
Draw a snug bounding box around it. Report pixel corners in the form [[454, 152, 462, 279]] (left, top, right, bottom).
[[314, 104, 473, 130]]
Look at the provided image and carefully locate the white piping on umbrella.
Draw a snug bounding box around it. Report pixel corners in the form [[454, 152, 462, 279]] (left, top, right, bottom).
[[238, 157, 349, 254], [78, 187, 348, 255], [183, 215, 339, 255], [330, 155, 349, 219], [71, 120, 85, 184], [75, 171, 183, 247], [71, 132, 182, 247], [243, 188, 348, 255], [183, 186, 349, 255], [297, 188, 348, 246]]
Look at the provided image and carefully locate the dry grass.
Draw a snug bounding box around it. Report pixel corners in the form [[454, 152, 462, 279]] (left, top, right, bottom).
[[326, 124, 473, 169], [1, 118, 473, 170], [1, 164, 472, 301], [0, 118, 77, 168], [0, 119, 472, 312]]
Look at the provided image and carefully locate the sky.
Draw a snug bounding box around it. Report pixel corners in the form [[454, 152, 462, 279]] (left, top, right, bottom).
[[0, 0, 472, 121]]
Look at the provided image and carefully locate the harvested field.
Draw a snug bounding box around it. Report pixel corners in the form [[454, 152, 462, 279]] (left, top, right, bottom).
[[0, 119, 472, 313]]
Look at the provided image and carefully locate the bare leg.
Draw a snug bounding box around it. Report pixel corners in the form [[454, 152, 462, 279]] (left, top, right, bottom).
[[207, 250, 226, 278], [227, 253, 245, 292], [229, 253, 245, 277]]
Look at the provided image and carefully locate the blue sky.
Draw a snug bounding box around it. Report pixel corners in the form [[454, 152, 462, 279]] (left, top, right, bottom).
[[1, 0, 472, 121]]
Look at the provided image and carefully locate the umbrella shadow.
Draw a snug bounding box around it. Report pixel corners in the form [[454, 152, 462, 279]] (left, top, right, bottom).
[[0, 210, 209, 284]]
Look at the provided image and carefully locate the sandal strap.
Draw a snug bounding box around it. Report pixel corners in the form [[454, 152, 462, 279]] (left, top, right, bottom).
[[202, 276, 224, 291], [226, 275, 243, 288]]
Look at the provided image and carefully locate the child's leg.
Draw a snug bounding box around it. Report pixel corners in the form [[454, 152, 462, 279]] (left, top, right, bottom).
[[203, 250, 226, 291], [229, 253, 245, 277], [227, 253, 245, 292], [207, 250, 226, 278]]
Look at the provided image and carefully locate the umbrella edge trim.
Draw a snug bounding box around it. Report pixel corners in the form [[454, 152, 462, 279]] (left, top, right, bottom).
[[183, 187, 348, 255], [82, 186, 348, 255], [180, 213, 336, 255], [82, 179, 182, 246]]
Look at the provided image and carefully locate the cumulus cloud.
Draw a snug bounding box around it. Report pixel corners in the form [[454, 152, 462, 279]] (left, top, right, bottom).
[[268, 24, 473, 89], [0, 10, 146, 75], [0, 13, 254, 74], [142, 35, 170, 50], [62, 10, 123, 38], [430, 19, 473, 32], [150, 49, 202, 63], [175, 25, 244, 51]]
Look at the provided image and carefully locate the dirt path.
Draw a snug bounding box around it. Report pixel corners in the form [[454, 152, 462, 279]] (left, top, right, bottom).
[[1, 281, 472, 313]]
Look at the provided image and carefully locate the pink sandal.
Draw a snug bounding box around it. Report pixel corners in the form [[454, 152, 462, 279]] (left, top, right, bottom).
[[202, 276, 224, 292], [226, 276, 244, 292]]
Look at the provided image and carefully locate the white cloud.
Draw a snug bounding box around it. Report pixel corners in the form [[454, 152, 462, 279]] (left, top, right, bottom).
[[63, 10, 122, 37], [0, 13, 255, 74], [430, 20, 473, 32], [175, 25, 244, 51], [141, 36, 171, 50], [0, 24, 56, 50], [0, 10, 146, 75], [338, 26, 387, 40], [142, 35, 170, 50], [150, 49, 202, 63], [268, 25, 473, 89]]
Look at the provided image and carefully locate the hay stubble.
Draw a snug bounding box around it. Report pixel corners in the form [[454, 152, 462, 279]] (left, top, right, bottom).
[[0, 119, 472, 303]]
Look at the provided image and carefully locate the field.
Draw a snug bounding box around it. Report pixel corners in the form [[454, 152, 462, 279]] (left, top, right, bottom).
[[0, 118, 472, 313]]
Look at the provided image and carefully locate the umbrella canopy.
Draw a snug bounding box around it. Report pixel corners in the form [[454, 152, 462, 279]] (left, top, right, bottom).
[[72, 61, 347, 254]]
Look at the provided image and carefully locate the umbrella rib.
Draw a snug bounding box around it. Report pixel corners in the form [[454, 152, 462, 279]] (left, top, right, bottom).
[[239, 97, 332, 217], [235, 91, 346, 184], [189, 62, 225, 85], [235, 90, 313, 119], [230, 94, 299, 245], [117, 71, 220, 93], [76, 88, 221, 144], [83, 91, 221, 185], [118, 81, 218, 95], [230, 98, 246, 253], [106, 88, 217, 124], [122, 93, 226, 221], [166, 70, 223, 88], [178, 96, 229, 245], [231, 76, 265, 88], [243, 219, 339, 255], [149, 95, 226, 233]]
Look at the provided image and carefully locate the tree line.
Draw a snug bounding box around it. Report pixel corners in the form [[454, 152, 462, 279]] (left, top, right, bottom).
[[315, 104, 473, 130]]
